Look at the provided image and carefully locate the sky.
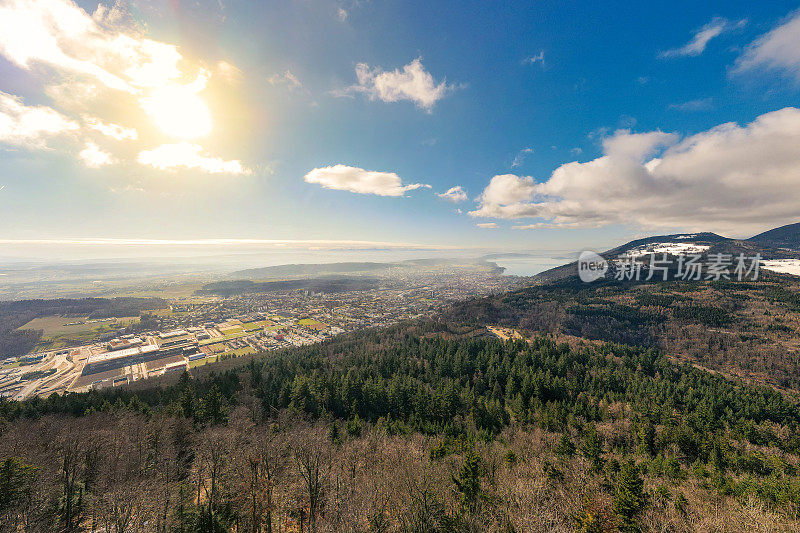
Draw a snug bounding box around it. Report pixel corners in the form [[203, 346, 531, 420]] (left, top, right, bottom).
[[1, 0, 800, 260]]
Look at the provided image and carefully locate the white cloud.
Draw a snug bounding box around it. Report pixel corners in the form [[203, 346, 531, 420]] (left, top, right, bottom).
[[523, 51, 545, 66], [137, 142, 249, 174], [512, 222, 587, 230], [0, 91, 79, 148], [660, 17, 745, 58], [337, 7, 348, 21], [601, 129, 677, 160], [217, 60, 243, 84], [0, 0, 249, 175], [470, 107, 800, 235], [91, 0, 138, 31], [438, 186, 468, 203], [78, 141, 113, 167], [735, 10, 800, 80], [474, 174, 537, 214], [511, 147, 533, 168], [304, 164, 430, 196], [0, 0, 193, 93], [346, 58, 453, 111], [83, 115, 137, 140], [0, 1, 217, 140], [269, 69, 305, 91], [476, 222, 498, 229]]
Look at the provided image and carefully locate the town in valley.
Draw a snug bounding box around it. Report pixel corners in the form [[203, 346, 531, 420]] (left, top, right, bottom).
[[0, 259, 517, 399]]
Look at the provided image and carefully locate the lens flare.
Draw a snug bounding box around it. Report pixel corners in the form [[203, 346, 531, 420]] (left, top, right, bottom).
[[140, 84, 212, 139]]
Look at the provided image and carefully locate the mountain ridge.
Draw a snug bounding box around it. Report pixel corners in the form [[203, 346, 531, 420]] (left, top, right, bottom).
[[749, 222, 800, 249], [535, 223, 800, 282]]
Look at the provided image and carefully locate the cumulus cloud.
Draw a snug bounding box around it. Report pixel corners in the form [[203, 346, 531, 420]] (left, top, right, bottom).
[[472, 174, 537, 217], [438, 186, 468, 203], [345, 58, 453, 111], [660, 17, 745, 58], [0, 91, 79, 148], [83, 115, 137, 140], [78, 141, 113, 167], [470, 107, 800, 235], [0, 0, 190, 93], [735, 10, 800, 81], [601, 129, 677, 160], [137, 143, 249, 174], [304, 164, 430, 196]]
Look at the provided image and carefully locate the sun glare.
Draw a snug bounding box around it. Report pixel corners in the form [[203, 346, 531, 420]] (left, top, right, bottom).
[[140, 85, 212, 139]]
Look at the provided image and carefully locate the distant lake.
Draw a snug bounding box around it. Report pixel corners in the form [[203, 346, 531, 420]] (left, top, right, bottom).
[[491, 255, 569, 277]]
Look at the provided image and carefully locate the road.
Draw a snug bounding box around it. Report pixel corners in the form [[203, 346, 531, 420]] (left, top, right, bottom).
[[7, 346, 93, 400]]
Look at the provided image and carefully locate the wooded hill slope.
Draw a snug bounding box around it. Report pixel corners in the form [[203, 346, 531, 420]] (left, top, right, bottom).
[[448, 275, 800, 393], [2, 322, 800, 531]]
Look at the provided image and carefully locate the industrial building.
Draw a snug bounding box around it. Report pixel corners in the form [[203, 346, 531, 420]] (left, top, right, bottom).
[[81, 342, 197, 376]]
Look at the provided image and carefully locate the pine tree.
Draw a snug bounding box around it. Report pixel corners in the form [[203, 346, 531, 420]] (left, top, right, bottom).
[[637, 420, 656, 457], [0, 457, 35, 520], [612, 460, 647, 532], [555, 433, 576, 458], [345, 414, 362, 437], [328, 421, 341, 444], [709, 439, 726, 472], [581, 424, 604, 473], [178, 378, 196, 421], [202, 384, 227, 425], [452, 451, 482, 510]]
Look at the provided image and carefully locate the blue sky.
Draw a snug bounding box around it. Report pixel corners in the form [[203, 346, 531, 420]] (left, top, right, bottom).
[[1, 0, 800, 259]]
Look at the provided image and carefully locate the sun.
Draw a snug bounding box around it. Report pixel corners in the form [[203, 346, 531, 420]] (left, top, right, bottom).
[[140, 84, 212, 139]]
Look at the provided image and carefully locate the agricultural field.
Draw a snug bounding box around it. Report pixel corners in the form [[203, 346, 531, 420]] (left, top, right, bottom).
[[198, 330, 252, 346], [188, 355, 219, 369], [18, 316, 140, 351], [228, 346, 257, 357], [243, 320, 274, 331], [297, 318, 328, 330], [203, 344, 228, 354]]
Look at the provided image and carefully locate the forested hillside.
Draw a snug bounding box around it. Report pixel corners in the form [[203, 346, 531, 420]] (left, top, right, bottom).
[[448, 276, 800, 392], [2, 323, 800, 531], [749, 222, 800, 250]]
